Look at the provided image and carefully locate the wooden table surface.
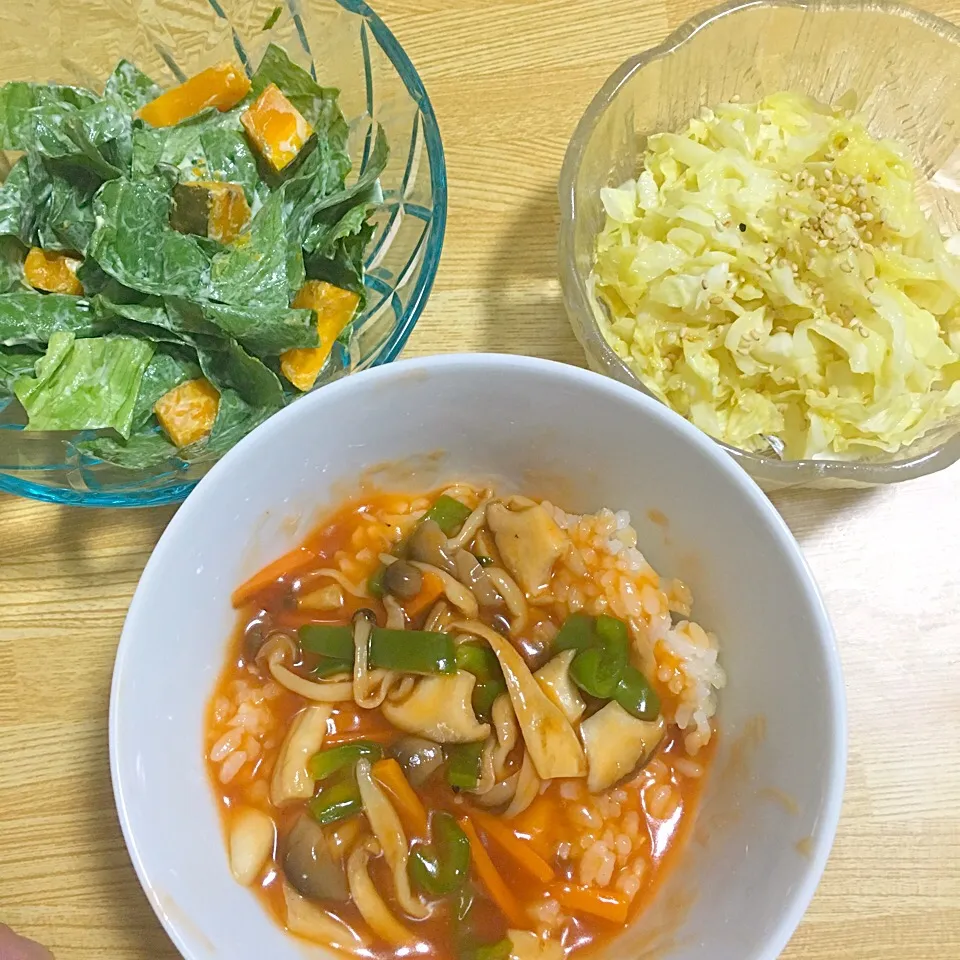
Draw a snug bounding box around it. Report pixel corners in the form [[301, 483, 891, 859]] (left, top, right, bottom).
[[2, 0, 960, 957]]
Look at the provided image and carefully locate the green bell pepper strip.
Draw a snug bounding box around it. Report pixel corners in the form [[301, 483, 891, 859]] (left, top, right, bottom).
[[455, 642, 501, 682], [446, 741, 484, 790], [595, 613, 629, 648], [614, 664, 661, 720], [553, 612, 596, 654], [308, 777, 363, 825], [367, 565, 386, 598], [408, 811, 471, 896], [312, 657, 352, 678], [371, 628, 457, 674], [474, 940, 512, 960], [423, 495, 473, 537], [299, 624, 354, 660], [456, 643, 507, 722], [299, 624, 457, 675], [308, 741, 383, 781]]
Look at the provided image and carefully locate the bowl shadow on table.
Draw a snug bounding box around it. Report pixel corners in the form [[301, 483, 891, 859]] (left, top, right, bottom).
[[478, 184, 585, 365], [768, 484, 882, 546]]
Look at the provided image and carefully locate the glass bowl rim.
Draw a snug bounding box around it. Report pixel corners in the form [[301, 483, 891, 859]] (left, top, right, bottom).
[[0, 0, 448, 508], [558, 0, 960, 486]]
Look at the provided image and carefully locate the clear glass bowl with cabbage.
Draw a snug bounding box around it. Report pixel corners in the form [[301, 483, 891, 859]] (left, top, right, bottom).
[[559, 0, 960, 489]]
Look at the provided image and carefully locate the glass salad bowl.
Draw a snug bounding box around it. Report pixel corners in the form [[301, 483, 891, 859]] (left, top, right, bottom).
[[559, 0, 960, 490], [0, 0, 446, 506]]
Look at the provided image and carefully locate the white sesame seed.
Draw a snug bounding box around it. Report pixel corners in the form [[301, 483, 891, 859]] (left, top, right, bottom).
[[857, 185, 868, 199], [818, 238, 828, 247], [839, 262, 853, 272], [859, 326, 869, 338], [777, 206, 787, 217], [860, 211, 874, 221], [730, 94, 741, 102], [824, 168, 833, 181], [864, 230, 873, 241]]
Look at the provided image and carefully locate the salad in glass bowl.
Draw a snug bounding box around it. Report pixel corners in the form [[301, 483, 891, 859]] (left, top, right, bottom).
[[0, 0, 445, 506]]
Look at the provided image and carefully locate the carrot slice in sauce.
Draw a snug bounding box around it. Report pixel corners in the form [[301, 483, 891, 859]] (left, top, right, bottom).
[[469, 809, 555, 883], [231, 546, 317, 607], [552, 884, 629, 924], [371, 758, 429, 837], [459, 816, 527, 927]]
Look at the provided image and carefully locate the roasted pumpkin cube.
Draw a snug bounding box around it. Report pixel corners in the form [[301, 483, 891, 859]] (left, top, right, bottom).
[[154, 378, 220, 448], [280, 281, 360, 391], [137, 63, 251, 128], [24, 248, 83, 296], [240, 83, 313, 173], [170, 181, 250, 244]]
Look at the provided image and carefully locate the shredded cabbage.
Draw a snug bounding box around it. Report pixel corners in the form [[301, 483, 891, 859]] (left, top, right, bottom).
[[591, 91, 960, 459]]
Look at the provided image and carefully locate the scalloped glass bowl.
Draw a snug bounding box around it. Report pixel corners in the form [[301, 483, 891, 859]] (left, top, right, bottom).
[[559, 0, 960, 490], [0, 0, 446, 506]]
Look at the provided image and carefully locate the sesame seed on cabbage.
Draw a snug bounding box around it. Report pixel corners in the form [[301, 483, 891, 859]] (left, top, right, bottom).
[[591, 91, 960, 460]]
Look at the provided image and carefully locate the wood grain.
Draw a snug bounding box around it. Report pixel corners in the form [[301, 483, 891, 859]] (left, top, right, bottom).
[[1, 1, 959, 957]]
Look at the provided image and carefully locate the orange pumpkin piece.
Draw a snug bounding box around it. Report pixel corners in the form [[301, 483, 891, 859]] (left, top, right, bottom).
[[137, 63, 251, 129], [240, 83, 313, 172], [24, 248, 83, 296], [280, 281, 360, 392], [170, 181, 250, 244], [154, 378, 220, 448]]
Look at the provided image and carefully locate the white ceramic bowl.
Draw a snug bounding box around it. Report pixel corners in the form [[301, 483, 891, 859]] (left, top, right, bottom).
[[110, 354, 846, 960]]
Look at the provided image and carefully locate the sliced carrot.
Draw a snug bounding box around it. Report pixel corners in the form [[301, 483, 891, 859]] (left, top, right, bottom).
[[371, 758, 429, 837], [511, 792, 555, 859], [551, 884, 628, 924], [469, 809, 555, 883], [402, 571, 445, 619], [231, 546, 317, 607], [458, 815, 527, 927]]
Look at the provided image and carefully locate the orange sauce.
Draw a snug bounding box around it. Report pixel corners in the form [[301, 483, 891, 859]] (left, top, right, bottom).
[[206, 493, 715, 959]]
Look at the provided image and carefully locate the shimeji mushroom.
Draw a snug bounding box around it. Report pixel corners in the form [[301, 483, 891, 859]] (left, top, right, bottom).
[[283, 883, 363, 950], [228, 807, 275, 886], [355, 758, 428, 919], [270, 704, 332, 805], [346, 840, 416, 946], [282, 813, 349, 901], [381, 672, 490, 743], [534, 650, 585, 724], [580, 701, 666, 793], [486, 502, 568, 594], [452, 620, 586, 780]]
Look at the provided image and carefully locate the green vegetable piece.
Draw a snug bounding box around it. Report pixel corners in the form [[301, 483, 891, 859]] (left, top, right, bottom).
[[455, 642, 501, 683], [595, 613, 629, 648], [312, 657, 352, 678], [475, 555, 494, 568], [471, 678, 507, 724], [446, 742, 484, 790], [570, 646, 618, 699], [14, 331, 154, 438], [298, 624, 457, 675], [474, 940, 513, 960], [408, 811, 471, 897], [105, 60, 162, 112], [367, 565, 386, 598], [299, 624, 354, 660], [423, 494, 473, 537], [614, 664, 661, 721], [371, 628, 457, 675], [553, 612, 596, 654], [308, 741, 383, 781], [307, 778, 363, 826]]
